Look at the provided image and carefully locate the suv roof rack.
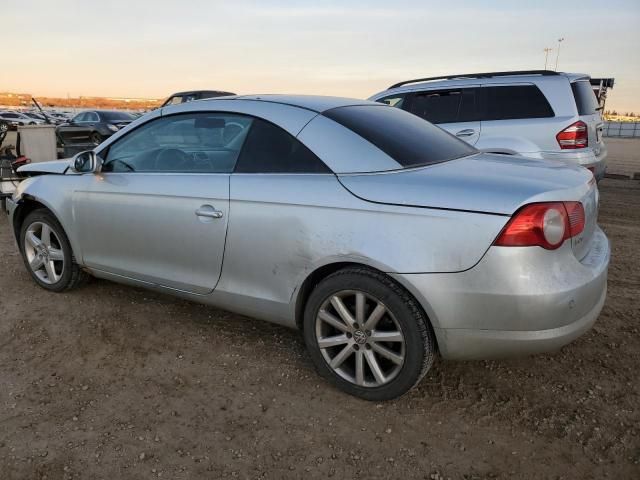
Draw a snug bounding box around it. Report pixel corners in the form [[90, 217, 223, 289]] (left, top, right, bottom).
[[388, 70, 560, 90]]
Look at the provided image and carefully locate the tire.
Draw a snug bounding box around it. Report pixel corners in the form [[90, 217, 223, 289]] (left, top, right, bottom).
[[0, 120, 8, 133], [19, 209, 89, 292], [90, 132, 102, 144], [303, 267, 436, 401]]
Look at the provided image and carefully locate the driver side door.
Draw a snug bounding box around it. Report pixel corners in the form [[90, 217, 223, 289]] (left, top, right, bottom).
[[59, 112, 91, 144], [73, 111, 253, 294]]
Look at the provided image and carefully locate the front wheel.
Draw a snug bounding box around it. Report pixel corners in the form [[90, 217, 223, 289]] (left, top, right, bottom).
[[303, 267, 436, 401], [90, 132, 102, 144], [19, 209, 88, 292]]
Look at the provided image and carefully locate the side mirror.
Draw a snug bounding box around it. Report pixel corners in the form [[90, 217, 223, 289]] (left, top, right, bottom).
[[72, 150, 102, 174]]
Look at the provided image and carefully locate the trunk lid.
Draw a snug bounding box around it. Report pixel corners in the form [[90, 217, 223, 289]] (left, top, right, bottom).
[[338, 152, 597, 259], [338, 153, 593, 215], [572, 180, 599, 260]]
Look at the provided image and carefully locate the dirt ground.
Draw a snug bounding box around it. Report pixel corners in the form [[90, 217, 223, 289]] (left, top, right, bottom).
[[0, 179, 638, 480]]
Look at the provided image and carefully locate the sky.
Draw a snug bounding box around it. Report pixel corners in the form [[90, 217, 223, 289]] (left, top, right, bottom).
[[1, 0, 639, 112]]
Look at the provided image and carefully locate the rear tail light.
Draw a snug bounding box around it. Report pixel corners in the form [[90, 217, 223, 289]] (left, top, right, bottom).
[[494, 202, 585, 250], [564, 201, 585, 237], [557, 121, 588, 149]]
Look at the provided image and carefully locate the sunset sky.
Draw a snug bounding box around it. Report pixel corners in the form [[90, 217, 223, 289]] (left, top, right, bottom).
[[2, 0, 639, 111]]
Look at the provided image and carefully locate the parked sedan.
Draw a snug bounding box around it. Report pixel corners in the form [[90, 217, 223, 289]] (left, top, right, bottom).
[[24, 111, 66, 125], [7, 95, 609, 400], [0, 111, 42, 130], [56, 110, 136, 145]]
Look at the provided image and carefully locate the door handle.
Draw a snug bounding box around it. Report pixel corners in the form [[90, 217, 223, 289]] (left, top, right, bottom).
[[195, 206, 224, 219], [455, 129, 476, 137]]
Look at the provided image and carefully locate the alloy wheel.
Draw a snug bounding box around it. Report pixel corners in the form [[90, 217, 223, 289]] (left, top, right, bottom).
[[23, 221, 65, 284], [315, 290, 405, 388]]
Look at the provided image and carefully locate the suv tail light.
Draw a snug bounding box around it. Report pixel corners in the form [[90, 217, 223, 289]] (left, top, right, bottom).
[[557, 121, 588, 149], [494, 202, 585, 250]]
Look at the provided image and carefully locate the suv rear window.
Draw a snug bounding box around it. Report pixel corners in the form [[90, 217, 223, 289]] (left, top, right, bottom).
[[571, 81, 600, 115], [482, 85, 554, 120], [323, 105, 477, 168]]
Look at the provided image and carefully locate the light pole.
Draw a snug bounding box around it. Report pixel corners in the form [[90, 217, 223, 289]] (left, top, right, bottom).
[[543, 48, 553, 69], [554, 37, 565, 71]]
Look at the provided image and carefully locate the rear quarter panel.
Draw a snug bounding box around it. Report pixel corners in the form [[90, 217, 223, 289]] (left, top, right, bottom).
[[216, 174, 508, 323], [478, 80, 579, 154]]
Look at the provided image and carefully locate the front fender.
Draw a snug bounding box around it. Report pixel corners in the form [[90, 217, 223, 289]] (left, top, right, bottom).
[[11, 175, 84, 265]]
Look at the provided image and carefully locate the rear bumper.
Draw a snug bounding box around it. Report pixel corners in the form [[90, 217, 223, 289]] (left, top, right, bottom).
[[392, 227, 610, 360], [534, 145, 607, 181], [434, 285, 605, 360]]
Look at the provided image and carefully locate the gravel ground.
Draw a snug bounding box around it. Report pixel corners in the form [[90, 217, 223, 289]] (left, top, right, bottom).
[[603, 137, 640, 179], [0, 178, 638, 480]]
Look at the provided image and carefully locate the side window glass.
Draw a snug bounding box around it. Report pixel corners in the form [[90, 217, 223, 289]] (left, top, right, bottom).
[[376, 94, 406, 109], [103, 113, 253, 173], [87, 112, 99, 122], [234, 118, 331, 174], [458, 89, 479, 122], [408, 89, 463, 124], [482, 85, 555, 120], [168, 96, 184, 105], [73, 113, 87, 122]]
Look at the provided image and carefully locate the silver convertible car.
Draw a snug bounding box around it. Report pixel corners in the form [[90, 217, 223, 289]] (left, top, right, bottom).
[[6, 95, 609, 400]]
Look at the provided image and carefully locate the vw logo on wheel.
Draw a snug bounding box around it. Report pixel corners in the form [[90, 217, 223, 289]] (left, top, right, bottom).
[[353, 330, 367, 344]]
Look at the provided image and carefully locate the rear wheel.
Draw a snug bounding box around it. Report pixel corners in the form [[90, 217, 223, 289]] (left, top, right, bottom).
[[19, 209, 88, 292], [303, 267, 436, 400], [0, 120, 8, 133]]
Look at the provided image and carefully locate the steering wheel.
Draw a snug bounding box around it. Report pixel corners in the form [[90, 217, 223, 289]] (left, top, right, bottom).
[[154, 147, 194, 171]]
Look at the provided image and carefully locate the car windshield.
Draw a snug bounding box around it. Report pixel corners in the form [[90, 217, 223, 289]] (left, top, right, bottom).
[[323, 105, 477, 169], [101, 111, 135, 121]]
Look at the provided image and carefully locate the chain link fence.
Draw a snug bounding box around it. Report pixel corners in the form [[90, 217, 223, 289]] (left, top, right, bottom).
[[603, 122, 640, 138]]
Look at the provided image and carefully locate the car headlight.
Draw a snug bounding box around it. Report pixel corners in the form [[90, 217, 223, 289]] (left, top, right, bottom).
[[107, 124, 119, 132]]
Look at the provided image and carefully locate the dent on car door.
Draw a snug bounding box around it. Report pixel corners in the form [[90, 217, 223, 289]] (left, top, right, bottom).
[[73, 111, 253, 294], [222, 118, 338, 312], [405, 87, 481, 145]]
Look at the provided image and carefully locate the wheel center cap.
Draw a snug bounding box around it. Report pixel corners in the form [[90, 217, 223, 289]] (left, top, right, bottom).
[[353, 330, 367, 344]]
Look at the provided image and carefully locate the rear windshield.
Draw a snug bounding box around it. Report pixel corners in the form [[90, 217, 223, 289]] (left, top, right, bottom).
[[571, 81, 600, 115], [323, 105, 477, 168]]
